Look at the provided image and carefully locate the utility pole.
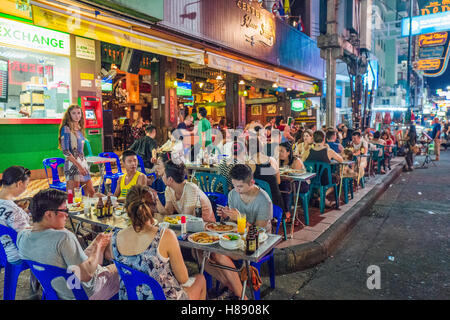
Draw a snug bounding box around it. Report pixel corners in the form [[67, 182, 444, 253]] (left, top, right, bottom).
[[406, 0, 414, 124], [317, 0, 342, 129]]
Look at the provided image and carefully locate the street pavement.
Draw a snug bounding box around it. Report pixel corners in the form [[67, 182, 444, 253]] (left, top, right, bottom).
[[261, 150, 450, 300], [2, 151, 449, 300]]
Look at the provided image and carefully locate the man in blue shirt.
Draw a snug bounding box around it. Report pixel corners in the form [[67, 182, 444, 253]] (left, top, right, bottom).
[[430, 117, 441, 161], [326, 129, 344, 154]]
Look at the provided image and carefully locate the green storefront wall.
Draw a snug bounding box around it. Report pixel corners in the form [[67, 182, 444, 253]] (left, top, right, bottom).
[[0, 124, 103, 173]]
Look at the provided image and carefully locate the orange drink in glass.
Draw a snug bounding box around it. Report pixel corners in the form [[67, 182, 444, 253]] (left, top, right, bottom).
[[237, 213, 246, 235]]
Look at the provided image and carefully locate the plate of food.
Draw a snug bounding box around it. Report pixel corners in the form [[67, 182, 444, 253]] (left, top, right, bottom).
[[219, 233, 244, 250], [188, 232, 220, 245], [281, 168, 307, 176], [205, 222, 237, 233], [68, 202, 84, 212], [163, 214, 196, 226]]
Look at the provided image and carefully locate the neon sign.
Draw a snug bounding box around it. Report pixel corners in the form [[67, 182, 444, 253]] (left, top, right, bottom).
[[419, 32, 448, 46]]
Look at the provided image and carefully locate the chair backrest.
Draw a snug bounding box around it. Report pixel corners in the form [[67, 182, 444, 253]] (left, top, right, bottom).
[[113, 260, 166, 300], [99, 152, 123, 175], [135, 154, 147, 175], [42, 157, 65, 185], [304, 160, 333, 187], [84, 138, 93, 157], [272, 204, 283, 235], [195, 172, 229, 196], [254, 178, 272, 200], [0, 224, 19, 266], [25, 260, 89, 300], [375, 144, 385, 158]]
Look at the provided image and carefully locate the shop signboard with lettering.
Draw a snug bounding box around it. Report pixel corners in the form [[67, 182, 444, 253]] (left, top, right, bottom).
[[76, 36, 96, 61], [410, 0, 450, 77], [0, 17, 70, 55], [161, 0, 324, 80]]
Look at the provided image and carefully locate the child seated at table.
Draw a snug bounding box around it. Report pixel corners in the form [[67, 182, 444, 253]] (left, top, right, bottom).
[[342, 149, 358, 179]]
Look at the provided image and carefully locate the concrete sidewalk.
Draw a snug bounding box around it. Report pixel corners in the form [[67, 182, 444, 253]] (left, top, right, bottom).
[[270, 157, 405, 275]]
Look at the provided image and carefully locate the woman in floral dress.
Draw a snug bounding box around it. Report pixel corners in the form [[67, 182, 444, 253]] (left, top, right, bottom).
[[106, 184, 206, 300]]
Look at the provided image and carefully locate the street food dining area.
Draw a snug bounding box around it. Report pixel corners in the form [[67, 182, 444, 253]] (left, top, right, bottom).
[[0, 150, 406, 300]]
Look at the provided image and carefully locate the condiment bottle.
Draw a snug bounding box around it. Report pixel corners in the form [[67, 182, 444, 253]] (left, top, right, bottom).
[[67, 189, 73, 204], [180, 216, 187, 239]]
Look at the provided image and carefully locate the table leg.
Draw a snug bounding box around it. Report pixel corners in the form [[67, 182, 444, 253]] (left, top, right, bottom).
[[99, 163, 106, 193], [338, 165, 344, 200], [245, 260, 255, 300], [200, 251, 210, 275], [289, 181, 301, 239]]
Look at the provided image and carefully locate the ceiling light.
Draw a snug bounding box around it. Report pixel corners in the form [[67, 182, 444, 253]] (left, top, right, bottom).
[[216, 74, 223, 80], [198, 82, 204, 88], [272, 83, 278, 88], [287, 88, 292, 91], [150, 57, 159, 63], [239, 80, 245, 85]]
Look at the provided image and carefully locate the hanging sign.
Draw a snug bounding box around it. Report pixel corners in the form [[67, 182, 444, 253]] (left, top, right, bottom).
[[76, 36, 96, 61], [419, 32, 448, 47]]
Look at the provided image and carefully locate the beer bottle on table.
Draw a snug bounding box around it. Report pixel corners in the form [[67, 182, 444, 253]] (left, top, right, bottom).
[[96, 197, 104, 218], [105, 196, 113, 217], [246, 225, 257, 255]]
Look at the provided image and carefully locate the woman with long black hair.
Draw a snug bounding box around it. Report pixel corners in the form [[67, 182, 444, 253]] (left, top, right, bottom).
[[404, 124, 417, 172]]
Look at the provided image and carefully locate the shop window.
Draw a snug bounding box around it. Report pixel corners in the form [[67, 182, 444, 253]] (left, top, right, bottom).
[[0, 47, 70, 119]]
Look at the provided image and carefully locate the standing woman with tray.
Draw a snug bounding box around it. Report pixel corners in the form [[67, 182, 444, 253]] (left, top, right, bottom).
[[58, 104, 95, 197]]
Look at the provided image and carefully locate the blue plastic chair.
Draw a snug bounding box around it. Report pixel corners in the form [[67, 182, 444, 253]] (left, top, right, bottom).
[[342, 177, 354, 204], [98, 152, 124, 194], [370, 146, 385, 174], [136, 154, 158, 180], [43, 157, 67, 191], [195, 172, 229, 196], [113, 260, 166, 300], [254, 179, 272, 200], [24, 260, 89, 300], [250, 204, 283, 300], [0, 225, 30, 300], [304, 161, 339, 214], [195, 172, 229, 220]]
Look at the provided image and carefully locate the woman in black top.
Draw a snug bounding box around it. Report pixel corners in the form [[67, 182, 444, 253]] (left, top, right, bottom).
[[248, 139, 285, 212], [304, 131, 343, 207], [404, 124, 417, 171], [279, 142, 309, 223]]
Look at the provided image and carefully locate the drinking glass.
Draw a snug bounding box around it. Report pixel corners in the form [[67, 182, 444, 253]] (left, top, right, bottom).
[[83, 197, 91, 215], [74, 187, 82, 203], [237, 213, 247, 235]]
